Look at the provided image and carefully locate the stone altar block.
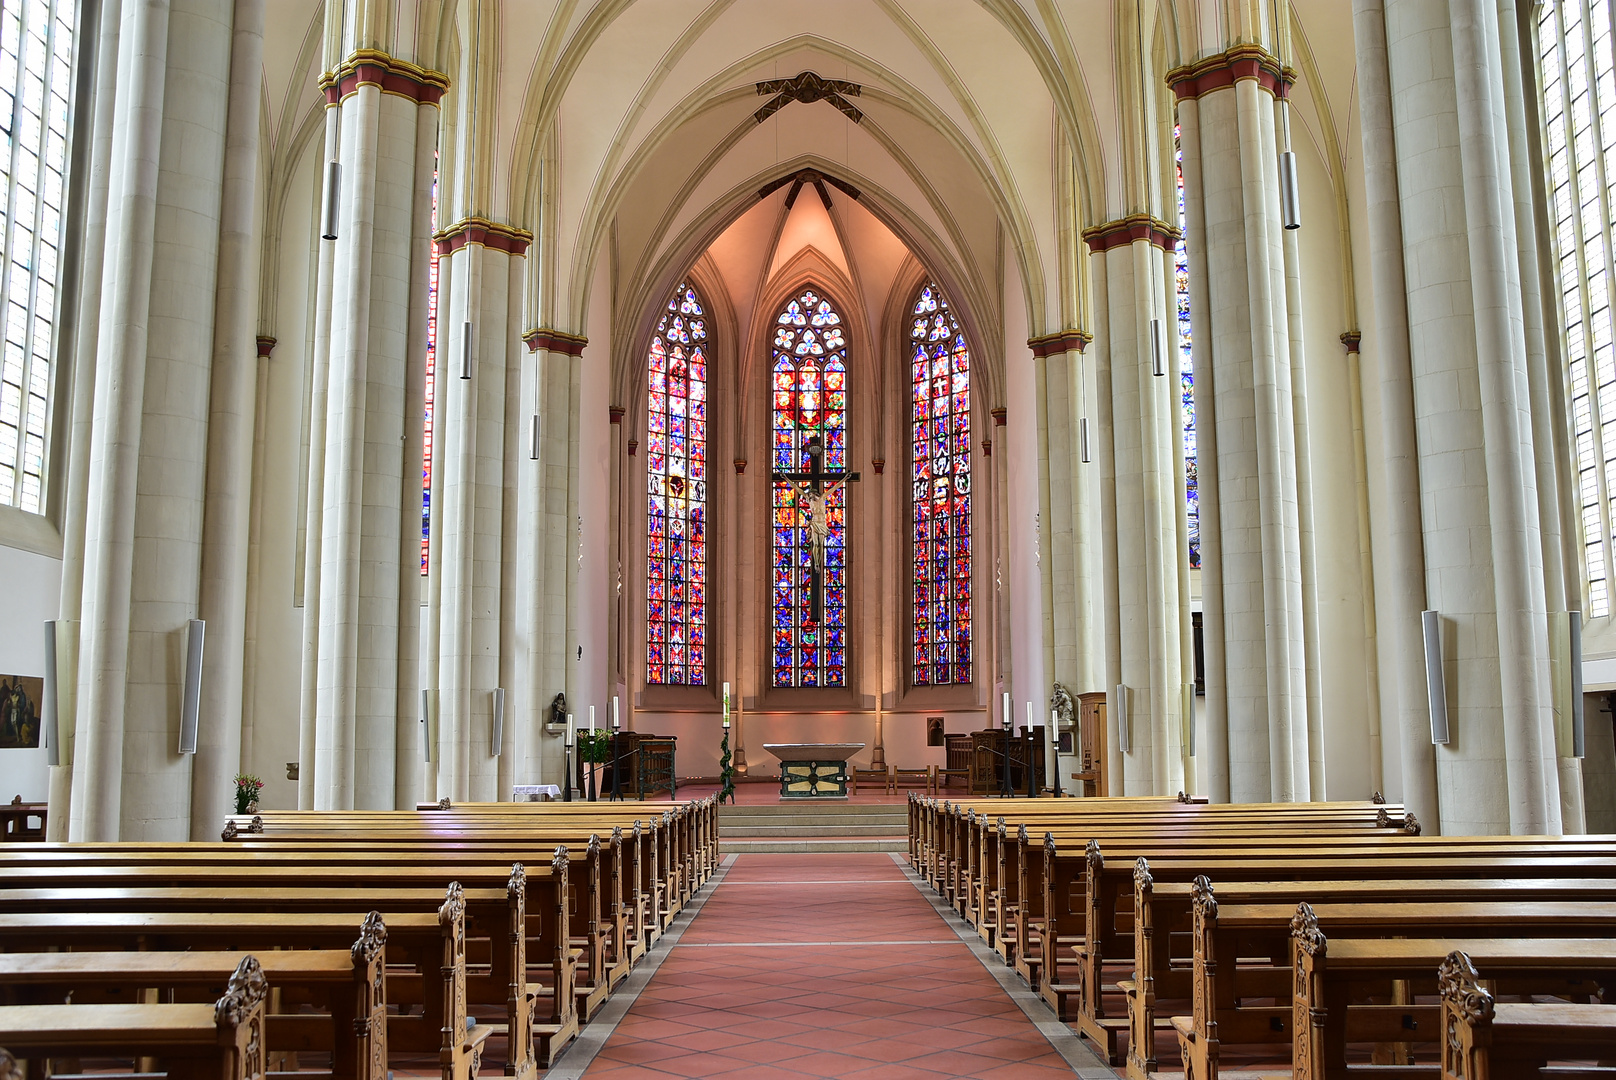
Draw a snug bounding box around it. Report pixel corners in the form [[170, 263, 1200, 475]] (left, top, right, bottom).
[[763, 743, 866, 799]]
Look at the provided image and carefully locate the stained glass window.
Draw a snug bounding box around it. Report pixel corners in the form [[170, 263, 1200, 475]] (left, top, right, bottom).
[[646, 283, 709, 685], [1175, 123, 1199, 569], [421, 158, 438, 574], [909, 284, 972, 685], [771, 288, 848, 688], [1540, 0, 1615, 617], [0, 0, 74, 513]]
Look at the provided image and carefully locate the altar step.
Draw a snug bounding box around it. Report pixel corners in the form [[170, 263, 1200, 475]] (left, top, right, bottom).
[[717, 803, 909, 853]]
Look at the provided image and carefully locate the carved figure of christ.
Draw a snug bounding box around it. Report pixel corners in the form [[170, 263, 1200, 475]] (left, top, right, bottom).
[[772, 443, 854, 624]]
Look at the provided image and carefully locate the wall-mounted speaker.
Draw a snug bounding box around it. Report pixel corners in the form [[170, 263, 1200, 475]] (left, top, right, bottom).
[[492, 687, 506, 757], [1571, 609, 1585, 758], [321, 160, 341, 240], [421, 688, 433, 763], [178, 619, 205, 754], [1421, 609, 1449, 745], [42, 620, 58, 766], [1115, 683, 1131, 753]]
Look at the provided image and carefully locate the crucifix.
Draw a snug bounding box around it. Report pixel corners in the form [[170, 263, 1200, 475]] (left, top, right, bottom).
[[773, 435, 859, 624]]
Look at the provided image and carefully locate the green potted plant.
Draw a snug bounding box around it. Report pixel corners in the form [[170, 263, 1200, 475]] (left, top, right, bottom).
[[233, 773, 263, 816], [576, 730, 613, 802]]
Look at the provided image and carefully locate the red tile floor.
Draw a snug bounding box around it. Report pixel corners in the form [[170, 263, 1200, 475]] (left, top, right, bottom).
[[575, 852, 1081, 1079]]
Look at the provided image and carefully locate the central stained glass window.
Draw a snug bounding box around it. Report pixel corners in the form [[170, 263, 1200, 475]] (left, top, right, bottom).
[[909, 284, 972, 685], [771, 288, 848, 687], [646, 284, 709, 685]]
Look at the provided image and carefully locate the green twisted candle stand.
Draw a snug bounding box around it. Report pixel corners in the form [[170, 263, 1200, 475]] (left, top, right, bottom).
[[718, 729, 737, 804]]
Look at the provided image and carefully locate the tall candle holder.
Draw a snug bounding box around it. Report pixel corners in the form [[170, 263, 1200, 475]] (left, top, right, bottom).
[[718, 682, 736, 804]]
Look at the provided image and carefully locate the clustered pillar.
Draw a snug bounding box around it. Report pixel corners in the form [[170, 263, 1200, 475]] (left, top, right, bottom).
[[1172, 48, 1322, 805]]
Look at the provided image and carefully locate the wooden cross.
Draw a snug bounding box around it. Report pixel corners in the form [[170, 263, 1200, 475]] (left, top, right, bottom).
[[772, 437, 859, 624]]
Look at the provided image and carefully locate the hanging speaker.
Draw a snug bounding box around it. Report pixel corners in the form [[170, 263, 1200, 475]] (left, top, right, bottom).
[[1280, 150, 1301, 230], [1421, 610, 1449, 745], [321, 161, 341, 241], [1115, 683, 1131, 753], [529, 414, 541, 460], [178, 619, 206, 754], [1571, 609, 1586, 758], [1079, 416, 1091, 464], [1150, 319, 1165, 377], [42, 620, 58, 766], [492, 687, 506, 757], [460, 322, 474, 380], [421, 688, 432, 763]]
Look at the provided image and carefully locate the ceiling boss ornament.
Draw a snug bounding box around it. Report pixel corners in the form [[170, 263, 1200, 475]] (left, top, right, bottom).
[[754, 71, 864, 124]]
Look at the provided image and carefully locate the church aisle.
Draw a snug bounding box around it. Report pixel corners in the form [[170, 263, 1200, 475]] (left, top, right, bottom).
[[573, 852, 1085, 1079]]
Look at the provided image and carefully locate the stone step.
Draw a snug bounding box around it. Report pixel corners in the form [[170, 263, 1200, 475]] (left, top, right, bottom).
[[718, 837, 909, 854], [718, 823, 907, 837], [718, 812, 907, 828], [716, 802, 905, 816]]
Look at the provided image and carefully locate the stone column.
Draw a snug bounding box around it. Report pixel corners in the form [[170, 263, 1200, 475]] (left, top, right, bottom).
[[1350, 0, 1438, 827], [1085, 217, 1189, 796], [50, 0, 121, 838], [191, 0, 265, 837], [1171, 48, 1317, 803], [1033, 329, 1097, 788], [1374, 0, 1561, 833], [307, 52, 444, 809], [72, 0, 246, 841], [431, 222, 528, 802], [518, 331, 586, 790]]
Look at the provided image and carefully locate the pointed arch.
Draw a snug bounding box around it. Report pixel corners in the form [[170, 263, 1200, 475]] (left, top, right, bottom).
[[770, 285, 850, 688], [907, 282, 974, 686], [645, 282, 712, 685]]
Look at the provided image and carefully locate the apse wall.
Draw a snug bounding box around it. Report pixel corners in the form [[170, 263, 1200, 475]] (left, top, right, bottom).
[[0, 541, 60, 803]]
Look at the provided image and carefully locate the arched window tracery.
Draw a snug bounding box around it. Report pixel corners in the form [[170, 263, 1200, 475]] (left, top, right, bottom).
[[771, 288, 848, 688], [646, 284, 709, 685], [909, 284, 972, 686]]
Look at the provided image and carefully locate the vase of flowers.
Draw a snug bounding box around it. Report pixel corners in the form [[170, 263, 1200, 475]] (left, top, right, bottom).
[[576, 731, 612, 802], [233, 773, 263, 815]]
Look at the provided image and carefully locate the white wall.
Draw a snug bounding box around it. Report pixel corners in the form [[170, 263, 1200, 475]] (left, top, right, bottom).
[[0, 541, 62, 802]]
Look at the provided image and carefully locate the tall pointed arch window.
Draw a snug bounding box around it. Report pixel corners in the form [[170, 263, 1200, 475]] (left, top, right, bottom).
[[1541, 0, 1616, 617], [771, 288, 848, 688], [909, 284, 972, 685], [1175, 123, 1199, 569], [646, 284, 709, 685], [0, 0, 75, 512]]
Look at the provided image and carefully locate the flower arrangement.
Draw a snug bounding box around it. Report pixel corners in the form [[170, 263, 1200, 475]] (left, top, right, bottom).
[[233, 773, 263, 816]]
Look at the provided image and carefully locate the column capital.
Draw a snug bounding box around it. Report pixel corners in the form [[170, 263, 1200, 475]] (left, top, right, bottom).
[[1028, 328, 1092, 357], [523, 328, 588, 356], [1339, 330, 1362, 354], [255, 336, 277, 358], [1082, 214, 1181, 254], [991, 407, 1007, 426], [609, 406, 625, 424], [1166, 44, 1294, 102], [435, 216, 533, 256], [321, 50, 449, 106]]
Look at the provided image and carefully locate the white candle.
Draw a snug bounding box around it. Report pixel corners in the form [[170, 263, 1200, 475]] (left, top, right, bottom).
[[723, 681, 731, 728], [1002, 692, 1011, 731], [612, 695, 621, 731], [589, 705, 596, 731], [565, 713, 575, 748], [1027, 700, 1035, 730]]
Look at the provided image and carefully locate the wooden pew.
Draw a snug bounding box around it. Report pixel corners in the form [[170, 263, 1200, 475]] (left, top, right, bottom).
[[0, 955, 268, 1080], [1172, 887, 1616, 1080], [1440, 950, 1616, 1080], [1289, 918, 1616, 1080], [1046, 834, 1616, 1055], [0, 917, 386, 1080], [0, 877, 533, 1077]]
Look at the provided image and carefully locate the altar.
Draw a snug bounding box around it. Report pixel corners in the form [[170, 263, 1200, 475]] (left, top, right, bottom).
[[763, 742, 866, 799]]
